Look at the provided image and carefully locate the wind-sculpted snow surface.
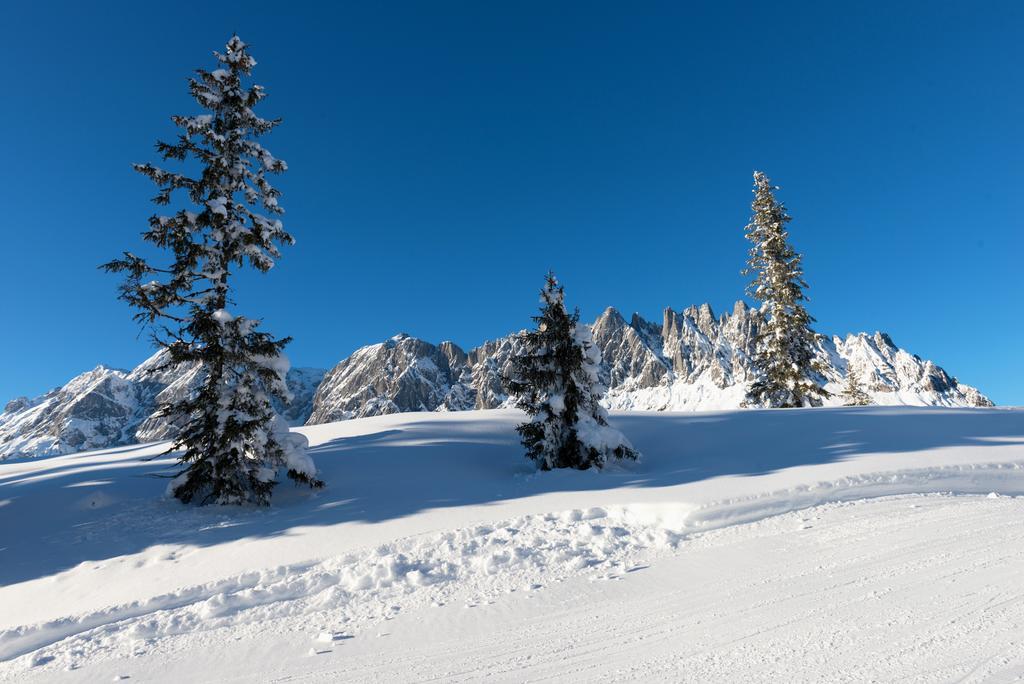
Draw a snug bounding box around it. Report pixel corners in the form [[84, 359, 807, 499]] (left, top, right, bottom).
[[1, 407, 1023, 681]]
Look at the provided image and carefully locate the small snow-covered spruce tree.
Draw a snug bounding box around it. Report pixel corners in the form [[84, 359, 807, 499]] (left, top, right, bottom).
[[742, 171, 830, 408], [102, 36, 322, 505], [841, 364, 872, 406], [506, 273, 639, 470]]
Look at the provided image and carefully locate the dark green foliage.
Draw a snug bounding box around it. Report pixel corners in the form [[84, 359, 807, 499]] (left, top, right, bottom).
[[103, 36, 321, 505], [842, 365, 872, 406], [506, 273, 639, 470], [743, 171, 830, 408]]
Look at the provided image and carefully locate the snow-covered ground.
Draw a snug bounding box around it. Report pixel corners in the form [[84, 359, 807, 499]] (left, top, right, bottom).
[[2, 406, 1023, 682]]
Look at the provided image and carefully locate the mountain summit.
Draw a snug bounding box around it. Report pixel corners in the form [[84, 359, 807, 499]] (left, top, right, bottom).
[[306, 301, 990, 424], [0, 302, 990, 460]]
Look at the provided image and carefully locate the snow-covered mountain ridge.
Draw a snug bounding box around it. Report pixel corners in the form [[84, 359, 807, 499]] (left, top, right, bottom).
[[0, 301, 991, 459], [0, 354, 325, 461], [308, 300, 991, 423]]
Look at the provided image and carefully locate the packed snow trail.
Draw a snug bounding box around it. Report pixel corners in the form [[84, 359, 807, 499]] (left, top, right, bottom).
[[1, 407, 1023, 681], [304, 495, 1024, 684], [8, 495, 1024, 682]]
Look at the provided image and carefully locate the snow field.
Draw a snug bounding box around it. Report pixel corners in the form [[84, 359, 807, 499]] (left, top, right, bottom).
[[0, 505, 682, 670], [1, 406, 1023, 680], [10, 493, 1024, 682], [320, 494, 1024, 683], [6, 462, 1024, 677]]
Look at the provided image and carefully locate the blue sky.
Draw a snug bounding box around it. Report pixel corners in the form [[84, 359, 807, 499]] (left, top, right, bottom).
[[1, 1, 1021, 405]]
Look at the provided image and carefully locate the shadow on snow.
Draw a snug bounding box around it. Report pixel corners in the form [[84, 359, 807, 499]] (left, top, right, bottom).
[[1, 406, 1022, 586]]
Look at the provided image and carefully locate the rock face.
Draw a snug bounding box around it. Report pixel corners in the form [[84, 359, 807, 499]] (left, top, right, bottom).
[[306, 301, 992, 423], [590, 303, 990, 412], [0, 351, 325, 460], [1, 301, 993, 459], [0, 366, 142, 459], [306, 334, 472, 424]]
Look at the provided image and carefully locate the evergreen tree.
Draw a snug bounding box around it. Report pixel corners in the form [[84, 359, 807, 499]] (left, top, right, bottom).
[[103, 36, 322, 505], [742, 171, 830, 408], [841, 364, 872, 406], [506, 273, 639, 470]]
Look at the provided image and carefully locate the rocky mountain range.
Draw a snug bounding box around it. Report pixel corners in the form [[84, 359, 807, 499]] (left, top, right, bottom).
[[308, 301, 991, 423], [0, 301, 991, 459], [0, 353, 324, 460]]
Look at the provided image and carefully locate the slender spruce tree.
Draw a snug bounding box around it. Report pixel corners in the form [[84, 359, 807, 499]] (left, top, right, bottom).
[[103, 36, 322, 505], [505, 272, 639, 470], [742, 171, 830, 408], [841, 364, 872, 406]]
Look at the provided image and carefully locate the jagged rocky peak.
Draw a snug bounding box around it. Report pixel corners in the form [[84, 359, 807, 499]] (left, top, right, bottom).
[[464, 334, 522, 411], [307, 330, 533, 426], [0, 365, 140, 460], [3, 397, 32, 414], [301, 300, 991, 426], [1, 350, 326, 460], [438, 340, 468, 369], [629, 311, 662, 342], [590, 307, 668, 391], [652, 303, 757, 389], [3, 301, 994, 458], [721, 300, 759, 341], [685, 302, 718, 339], [834, 332, 991, 407], [306, 334, 473, 425]]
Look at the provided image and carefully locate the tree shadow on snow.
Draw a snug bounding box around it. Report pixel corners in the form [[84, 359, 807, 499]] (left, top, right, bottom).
[[2, 406, 1022, 586]]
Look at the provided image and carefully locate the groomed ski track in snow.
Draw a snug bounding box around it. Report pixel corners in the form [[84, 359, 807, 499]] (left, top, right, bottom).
[[251, 495, 1024, 683], [2, 406, 1023, 681]]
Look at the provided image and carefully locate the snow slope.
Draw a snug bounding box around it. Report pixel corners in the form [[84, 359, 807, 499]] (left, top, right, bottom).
[[1, 406, 1023, 681]]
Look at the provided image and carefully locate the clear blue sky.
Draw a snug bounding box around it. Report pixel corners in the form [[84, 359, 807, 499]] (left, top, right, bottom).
[[1, 1, 1021, 405]]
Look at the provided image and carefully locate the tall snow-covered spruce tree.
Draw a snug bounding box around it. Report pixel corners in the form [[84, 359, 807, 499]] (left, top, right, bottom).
[[103, 36, 322, 505], [506, 273, 639, 470], [742, 171, 830, 408]]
